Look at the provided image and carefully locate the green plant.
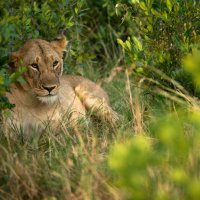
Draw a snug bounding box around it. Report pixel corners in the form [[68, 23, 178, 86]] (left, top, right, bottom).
[[116, 0, 200, 95], [108, 35, 200, 199], [109, 109, 200, 200], [1, 0, 200, 199]]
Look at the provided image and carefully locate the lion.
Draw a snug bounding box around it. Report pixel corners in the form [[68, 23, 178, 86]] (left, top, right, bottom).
[[5, 35, 118, 134]]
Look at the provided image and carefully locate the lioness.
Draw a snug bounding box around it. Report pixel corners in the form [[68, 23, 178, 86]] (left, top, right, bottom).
[[5, 35, 117, 134]]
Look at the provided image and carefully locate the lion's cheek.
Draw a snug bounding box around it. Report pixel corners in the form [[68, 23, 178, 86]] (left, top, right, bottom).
[[23, 72, 37, 89]]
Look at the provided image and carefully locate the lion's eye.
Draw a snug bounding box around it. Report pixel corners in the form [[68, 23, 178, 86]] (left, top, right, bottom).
[[31, 63, 39, 70], [53, 60, 59, 68]]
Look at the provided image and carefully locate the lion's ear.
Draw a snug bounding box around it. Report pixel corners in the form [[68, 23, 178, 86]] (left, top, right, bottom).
[[51, 35, 68, 51], [9, 51, 20, 70], [51, 35, 68, 59]]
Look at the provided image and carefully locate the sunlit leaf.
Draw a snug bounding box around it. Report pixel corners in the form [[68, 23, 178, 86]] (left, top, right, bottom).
[[166, 0, 172, 11], [132, 36, 143, 51], [117, 38, 126, 48], [131, 0, 139, 4]]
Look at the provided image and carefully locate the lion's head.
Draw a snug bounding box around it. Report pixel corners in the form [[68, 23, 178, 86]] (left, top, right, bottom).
[[10, 36, 68, 104]]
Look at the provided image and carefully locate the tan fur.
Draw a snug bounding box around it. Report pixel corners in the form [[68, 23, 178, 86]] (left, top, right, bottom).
[[5, 36, 118, 134]]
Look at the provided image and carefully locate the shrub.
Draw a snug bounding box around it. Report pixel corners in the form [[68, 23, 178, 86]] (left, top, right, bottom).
[[116, 0, 200, 95], [109, 109, 200, 200], [108, 1, 200, 199]]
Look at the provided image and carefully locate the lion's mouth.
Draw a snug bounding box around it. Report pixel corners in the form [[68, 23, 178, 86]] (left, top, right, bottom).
[[37, 95, 58, 104]]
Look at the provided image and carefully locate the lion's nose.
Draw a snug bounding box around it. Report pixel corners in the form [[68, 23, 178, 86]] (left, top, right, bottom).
[[42, 85, 57, 93]]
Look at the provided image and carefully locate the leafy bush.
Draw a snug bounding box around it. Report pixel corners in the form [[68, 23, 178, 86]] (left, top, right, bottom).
[[1, 0, 200, 199], [109, 109, 200, 200], [183, 48, 200, 86], [0, 59, 25, 110], [116, 0, 200, 95], [108, 1, 200, 199]]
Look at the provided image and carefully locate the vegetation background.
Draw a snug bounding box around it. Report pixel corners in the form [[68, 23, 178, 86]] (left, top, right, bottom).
[[0, 0, 200, 199]]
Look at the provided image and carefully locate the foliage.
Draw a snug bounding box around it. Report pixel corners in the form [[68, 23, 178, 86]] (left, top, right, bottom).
[[0, 0, 124, 75], [109, 109, 200, 200], [1, 0, 200, 200], [183, 48, 200, 86], [116, 0, 200, 95], [0, 60, 25, 110], [108, 2, 200, 199], [0, 121, 117, 199]]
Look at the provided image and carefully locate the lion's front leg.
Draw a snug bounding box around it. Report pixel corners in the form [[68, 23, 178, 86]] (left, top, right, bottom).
[[75, 85, 118, 124]]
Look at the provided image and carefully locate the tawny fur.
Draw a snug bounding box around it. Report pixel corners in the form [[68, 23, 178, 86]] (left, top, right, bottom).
[[5, 36, 117, 134]]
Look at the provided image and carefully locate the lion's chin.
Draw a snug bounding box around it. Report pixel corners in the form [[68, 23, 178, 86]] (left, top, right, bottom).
[[37, 95, 58, 104]]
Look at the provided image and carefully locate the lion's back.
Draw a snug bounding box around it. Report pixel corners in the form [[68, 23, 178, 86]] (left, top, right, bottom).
[[61, 75, 109, 102]]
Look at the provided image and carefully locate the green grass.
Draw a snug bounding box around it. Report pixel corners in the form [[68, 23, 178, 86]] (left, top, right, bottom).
[[0, 71, 154, 200], [0, 119, 116, 199], [0, 0, 200, 199], [0, 70, 129, 200], [1, 67, 200, 200]]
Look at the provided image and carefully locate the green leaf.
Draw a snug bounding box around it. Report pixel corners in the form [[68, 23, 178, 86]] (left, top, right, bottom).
[[131, 0, 139, 4], [0, 76, 4, 84], [0, 55, 9, 66], [139, 2, 147, 11], [151, 8, 162, 17], [117, 39, 126, 49], [9, 67, 26, 83], [166, 0, 172, 11], [125, 39, 131, 50], [132, 36, 142, 51], [75, 7, 78, 14]]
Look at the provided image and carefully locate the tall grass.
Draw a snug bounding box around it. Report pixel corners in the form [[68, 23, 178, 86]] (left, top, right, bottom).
[[0, 70, 125, 199], [0, 116, 116, 199], [1, 63, 200, 199], [1, 0, 200, 199]]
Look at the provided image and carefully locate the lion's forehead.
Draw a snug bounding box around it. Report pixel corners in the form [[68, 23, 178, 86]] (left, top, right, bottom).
[[22, 45, 59, 64]]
